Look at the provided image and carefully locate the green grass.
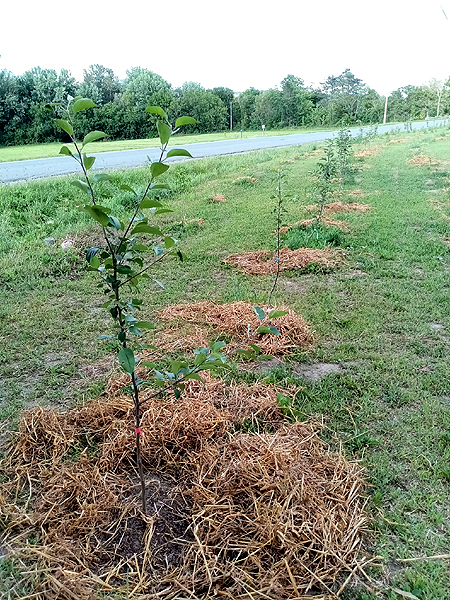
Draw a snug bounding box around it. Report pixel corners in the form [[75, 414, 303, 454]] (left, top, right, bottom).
[[0, 125, 340, 163], [1, 127, 450, 599]]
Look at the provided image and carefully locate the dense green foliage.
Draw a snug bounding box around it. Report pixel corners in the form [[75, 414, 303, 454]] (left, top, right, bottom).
[[2, 65, 449, 146]]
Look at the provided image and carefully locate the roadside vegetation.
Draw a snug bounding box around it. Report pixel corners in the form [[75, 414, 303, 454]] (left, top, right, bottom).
[[1, 64, 449, 149], [1, 125, 450, 599]]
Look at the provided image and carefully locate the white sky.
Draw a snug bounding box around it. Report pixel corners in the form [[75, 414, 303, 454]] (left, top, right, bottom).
[[2, 0, 450, 95]]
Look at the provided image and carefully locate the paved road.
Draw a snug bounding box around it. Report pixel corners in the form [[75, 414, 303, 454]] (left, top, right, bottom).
[[1, 119, 449, 183]]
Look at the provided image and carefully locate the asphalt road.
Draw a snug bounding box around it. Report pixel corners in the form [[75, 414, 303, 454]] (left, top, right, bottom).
[[1, 119, 448, 183]]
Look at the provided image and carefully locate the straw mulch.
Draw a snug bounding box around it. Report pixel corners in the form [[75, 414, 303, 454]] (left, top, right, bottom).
[[305, 202, 371, 214], [325, 202, 371, 213], [211, 194, 227, 203], [224, 247, 341, 276], [233, 176, 258, 184], [389, 138, 408, 144], [0, 370, 369, 599], [407, 155, 439, 167], [280, 218, 350, 233], [354, 146, 383, 158], [159, 300, 313, 356]]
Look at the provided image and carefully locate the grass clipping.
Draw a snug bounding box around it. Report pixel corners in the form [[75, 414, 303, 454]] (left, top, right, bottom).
[[224, 246, 340, 275], [0, 371, 367, 599]]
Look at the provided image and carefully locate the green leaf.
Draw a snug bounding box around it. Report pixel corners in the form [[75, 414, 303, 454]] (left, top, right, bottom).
[[83, 155, 96, 170], [157, 120, 171, 146], [166, 148, 193, 158], [253, 306, 265, 320], [145, 105, 167, 119], [150, 162, 169, 178], [118, 348, 136, 374], [256, 326, 271, 335], [94, 173, 113, 183], [135, 321, 155, 329], [164, 237, 176, 249], [120, 184, 137, 195], [130, 223, 163, 235], [129, 326, 142, 335], [151, 183, 170, 190], [72, 98, 97, 114], [90, 255, 100, 269], [79, 205, 110, 226], [141, 361, 157, 369], [108, 215, 122, 230], [83, 130, 107, 146], [59, 145, 73, 157], [71, 179, 90, 194], [268, 326, 281, 336], [54, 119, 73, 136], [86, 247, 100, 262], [184, 373, 203, 381], [118, 331, 126, 342], [269, 310, 288, 319], [140, 198, 162, 209], [154, 208, 173, 215], [175, 116, 196, 127]]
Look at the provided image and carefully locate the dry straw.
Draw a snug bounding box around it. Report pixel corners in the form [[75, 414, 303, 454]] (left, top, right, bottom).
[[0, 370, 368, 600], [159, 300, 313, 355], [305, 202, 371, 213], [224, 247, 341, 275], [279, 218, 350, 233]]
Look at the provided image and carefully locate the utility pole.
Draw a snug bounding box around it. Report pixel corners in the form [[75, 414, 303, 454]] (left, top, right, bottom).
[[383, 95, 388, 124], [230, 100, 233, 131]]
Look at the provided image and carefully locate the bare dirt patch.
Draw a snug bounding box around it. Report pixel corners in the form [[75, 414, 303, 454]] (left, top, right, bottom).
[[293, 362, 343, 382], [224, 246, 341, 275]]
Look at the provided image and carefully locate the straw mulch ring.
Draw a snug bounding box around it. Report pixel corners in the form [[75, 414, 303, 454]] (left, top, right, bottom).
[[0, 371, 369, 600], [354, 146, 383, 158], [280, 218, 350, 233], [211, 194, 227, 203], [326, 201, 371, 213], [159, 300, 313, 356], [233, 176, 258, 184], [305, 202, 371, 214], [224, 246, 341, 276], [408, 154, 439, 167]]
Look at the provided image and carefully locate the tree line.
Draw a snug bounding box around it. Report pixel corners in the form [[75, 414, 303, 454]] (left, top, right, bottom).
[[0, 65, 448, 146]]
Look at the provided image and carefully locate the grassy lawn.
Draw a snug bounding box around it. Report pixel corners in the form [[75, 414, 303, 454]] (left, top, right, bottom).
[[0, 125, 343, 163], [1, 128, 450, 599]]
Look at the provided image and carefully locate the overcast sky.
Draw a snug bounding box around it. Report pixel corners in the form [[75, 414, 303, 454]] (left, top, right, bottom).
[[2, 0, 450, 94]]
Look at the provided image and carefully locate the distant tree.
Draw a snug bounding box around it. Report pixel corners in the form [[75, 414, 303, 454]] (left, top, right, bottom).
[[255, 89, 285, 128], [428, 78, 447, 117], [210, 86, 235, 128], [280, 75, 313, 126], [177, 86, 227, 132], [78, 65, 121, 105], [319, 69, 370, 124], [238, 87, 261, 129], [124, 67, 172, 109]]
